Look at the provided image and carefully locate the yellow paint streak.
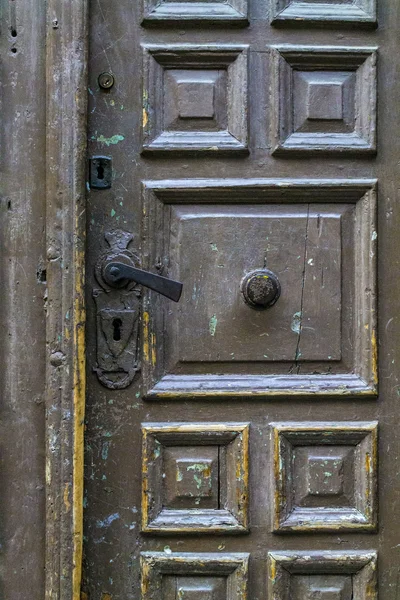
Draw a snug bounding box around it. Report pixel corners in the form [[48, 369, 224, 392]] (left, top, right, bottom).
[[269, 558, 277, 583], [64, 482, 71, 513], [150, 386, 376, 398], [143, 108, 148, 128], [151, 333, 157, 367], [101, 594, 113, 600], [144, 423, 244, 434], [72, 242, 86, 599], [143, 312, 150, 363], [365, 452, 371, 474], [365, 452, 371, 503], [238, 427, 249, 528], [141, 559, 150, 596], [273, 429, 281, 530], [371, 329, 378, 384], [142, 430, 149, 531], [65, 326, 71, 340]]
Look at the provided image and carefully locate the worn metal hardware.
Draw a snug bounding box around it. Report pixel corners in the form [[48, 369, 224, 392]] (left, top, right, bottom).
[[93, 230, 141, 389], [98, 71, 115, 89], [241, 269, 281, 309], [89, 156, 112, 189], [104, 262, 183, 302], [93, 229, 182, 389]]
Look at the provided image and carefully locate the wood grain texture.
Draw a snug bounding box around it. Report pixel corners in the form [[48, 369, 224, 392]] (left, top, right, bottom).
[[141, 552, 249, 600], [141, 179, 377, 399], [83, 0, 400, 595], [0, 2, 46, 598], [268, 551, 377, 600], [45, 0, 88, 598], [271, 422, 378, 532], [270, 46, 377, 155], [142, 423, 249, 533], [142, 45, 248, 154], [272, 0, 376, 25], [142, 0, 248, 25]]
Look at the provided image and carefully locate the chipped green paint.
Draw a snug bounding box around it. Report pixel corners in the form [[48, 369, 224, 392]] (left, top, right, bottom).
[[210, 243, 218, 252], [193, 474, 203, 489], [153, 443, 161, 459], [209, 315, 218, 337], [187, 463, 209, 473], [101, 441, 110, 461], [96, 134, 125, 146], [176, 469, 183, 482], [291, 311, 302, 335], [111, 209, 116, 218]]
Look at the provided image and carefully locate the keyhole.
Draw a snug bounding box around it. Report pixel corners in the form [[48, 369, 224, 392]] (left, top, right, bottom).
[[97, 164, 105, 180], [112, 318, 122, 341]]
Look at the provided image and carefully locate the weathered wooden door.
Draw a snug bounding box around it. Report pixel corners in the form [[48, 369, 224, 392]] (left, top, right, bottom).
[[84, 0, 400, 598]]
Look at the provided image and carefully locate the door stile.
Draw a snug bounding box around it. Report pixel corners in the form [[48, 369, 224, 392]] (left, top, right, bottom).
[[45, 1, 89, 598]]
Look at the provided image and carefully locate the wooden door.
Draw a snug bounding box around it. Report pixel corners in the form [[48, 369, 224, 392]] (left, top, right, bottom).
[[84, 0, 400, 598]]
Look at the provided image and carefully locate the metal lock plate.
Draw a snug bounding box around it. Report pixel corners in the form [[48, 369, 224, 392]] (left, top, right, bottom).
[[93, 230, 141, 389], [90, 156, 112, 189]]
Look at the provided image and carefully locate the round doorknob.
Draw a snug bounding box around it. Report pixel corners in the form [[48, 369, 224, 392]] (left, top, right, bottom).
[[241, 269, 281, 309]]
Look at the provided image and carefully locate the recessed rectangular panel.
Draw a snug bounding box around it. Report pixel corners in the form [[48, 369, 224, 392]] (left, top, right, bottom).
[[143, 0, 248, 25], [142, 45, 248, 154], [271, 422, 378, 532], [142, 423, 249, 533], [271, 0, 376, 24], [141, 553, 249, 600], [141, 179, 377, 398], [268, 551, 377, 600], [271, 46, 377, 154], [172, 206, 341, 363]]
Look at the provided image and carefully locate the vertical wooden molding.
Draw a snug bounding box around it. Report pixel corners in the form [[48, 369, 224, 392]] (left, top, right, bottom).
[[45, 1, 88, 598]]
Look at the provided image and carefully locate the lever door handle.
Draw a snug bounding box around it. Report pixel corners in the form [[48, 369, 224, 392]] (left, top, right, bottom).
[[104, 261, 183, 303]]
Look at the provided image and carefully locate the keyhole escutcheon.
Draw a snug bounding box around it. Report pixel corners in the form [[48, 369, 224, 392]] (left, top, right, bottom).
[[113, 318, 122, 341]]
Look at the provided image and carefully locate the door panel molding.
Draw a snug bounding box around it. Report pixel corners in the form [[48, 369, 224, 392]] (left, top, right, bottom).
[[45, 1, 88, 598], [142, 179, 377, 399]]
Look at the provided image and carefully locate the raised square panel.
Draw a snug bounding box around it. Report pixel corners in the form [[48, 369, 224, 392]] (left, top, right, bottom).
[[141, 423, 249, 533], [271, 46, 377, 154], [271, 0, 376, 25], [142, 45, 248, 154], [271, 422, 378, 532], [163, 446, 219, 509], [141, 553, 249, 600], [268, 551, 377, 600], [141, 179, 377, 399], [143, 0, 248, 26]]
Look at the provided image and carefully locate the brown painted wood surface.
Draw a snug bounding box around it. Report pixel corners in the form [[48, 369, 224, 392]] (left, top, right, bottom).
[[45, 1, 88, 598], [83, 0, 400, 599], [0, 2, 46, 598], [1, 0, 88, 594]]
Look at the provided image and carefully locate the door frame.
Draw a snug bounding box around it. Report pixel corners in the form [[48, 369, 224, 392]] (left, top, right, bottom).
[[45, 1, 88, 598]]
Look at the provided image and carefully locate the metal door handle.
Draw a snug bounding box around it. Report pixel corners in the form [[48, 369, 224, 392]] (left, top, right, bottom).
[[104, 261, 183, 303]]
